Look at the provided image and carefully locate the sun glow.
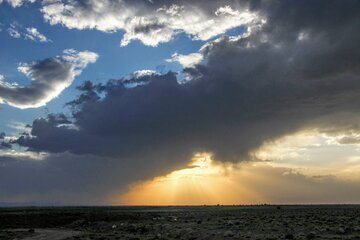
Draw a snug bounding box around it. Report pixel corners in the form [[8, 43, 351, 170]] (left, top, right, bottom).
[[115, 153, 260, 205]]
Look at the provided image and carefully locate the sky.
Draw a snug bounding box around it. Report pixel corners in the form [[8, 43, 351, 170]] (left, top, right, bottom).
[[0, 0, 360, 205]]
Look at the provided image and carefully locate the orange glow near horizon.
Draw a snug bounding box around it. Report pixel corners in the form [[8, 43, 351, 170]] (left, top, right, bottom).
[[112, 132, 360, 205], [115, 153, 262, 205], [113, 151, 360, 205]]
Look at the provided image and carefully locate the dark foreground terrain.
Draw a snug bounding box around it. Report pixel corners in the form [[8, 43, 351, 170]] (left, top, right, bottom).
[[1, 205, 360, 240]]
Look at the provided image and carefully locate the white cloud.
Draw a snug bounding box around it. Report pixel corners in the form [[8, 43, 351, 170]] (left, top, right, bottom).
[[7, 24, 50, 43], [0, 149, 48, 161], [61, 49, 99, 71], [1, 0, 35, 7], [7, 121, 30, 134], [40, 1, 263, 47], [24, 27, 50, 42], [132, 69, 157, 78], [7, 24, 21, 38], [167, 52, 203, 68], [215, 5, 240, 16], [157, 4, 184, 17], [0, 49, 98, 109], [121, 69, 158, 88]]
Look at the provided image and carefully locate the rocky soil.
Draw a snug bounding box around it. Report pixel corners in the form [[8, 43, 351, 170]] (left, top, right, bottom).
[[1, 205, 360, 239]]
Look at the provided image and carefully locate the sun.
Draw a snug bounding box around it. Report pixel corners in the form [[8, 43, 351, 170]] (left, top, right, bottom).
[[166, 153, 220, 181]]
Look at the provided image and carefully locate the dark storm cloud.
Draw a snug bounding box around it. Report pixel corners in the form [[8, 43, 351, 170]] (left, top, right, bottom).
[[0, 150, 189, 204], [15, 0, 360, 161], [0, 132, 11, 149], [0, 49, 98, 109], [3, 0, 360, 203]]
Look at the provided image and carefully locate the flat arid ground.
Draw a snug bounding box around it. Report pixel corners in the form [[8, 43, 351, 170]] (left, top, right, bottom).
[[1, 205, 360, 240]]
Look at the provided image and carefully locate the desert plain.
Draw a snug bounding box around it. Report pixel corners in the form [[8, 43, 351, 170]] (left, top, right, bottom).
[[1, 205, 360, 240]]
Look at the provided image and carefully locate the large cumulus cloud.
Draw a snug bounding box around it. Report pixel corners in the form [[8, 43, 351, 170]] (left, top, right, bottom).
[[0, 49, 98, 109], [15, 0, 360, 160], [3, 0, 360, 203]]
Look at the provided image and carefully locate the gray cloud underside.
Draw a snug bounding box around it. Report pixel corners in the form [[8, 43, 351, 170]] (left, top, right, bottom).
[[0, 151, 184, 204], [0, 59, 72, 108], [3, 0, 360, 203], [2, 153, 360, 204], [0, 50, 98, 109]]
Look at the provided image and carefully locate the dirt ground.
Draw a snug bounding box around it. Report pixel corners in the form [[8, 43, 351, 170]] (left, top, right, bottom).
[[1, 229, 81, 240], [1, 205, 360, 240]]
